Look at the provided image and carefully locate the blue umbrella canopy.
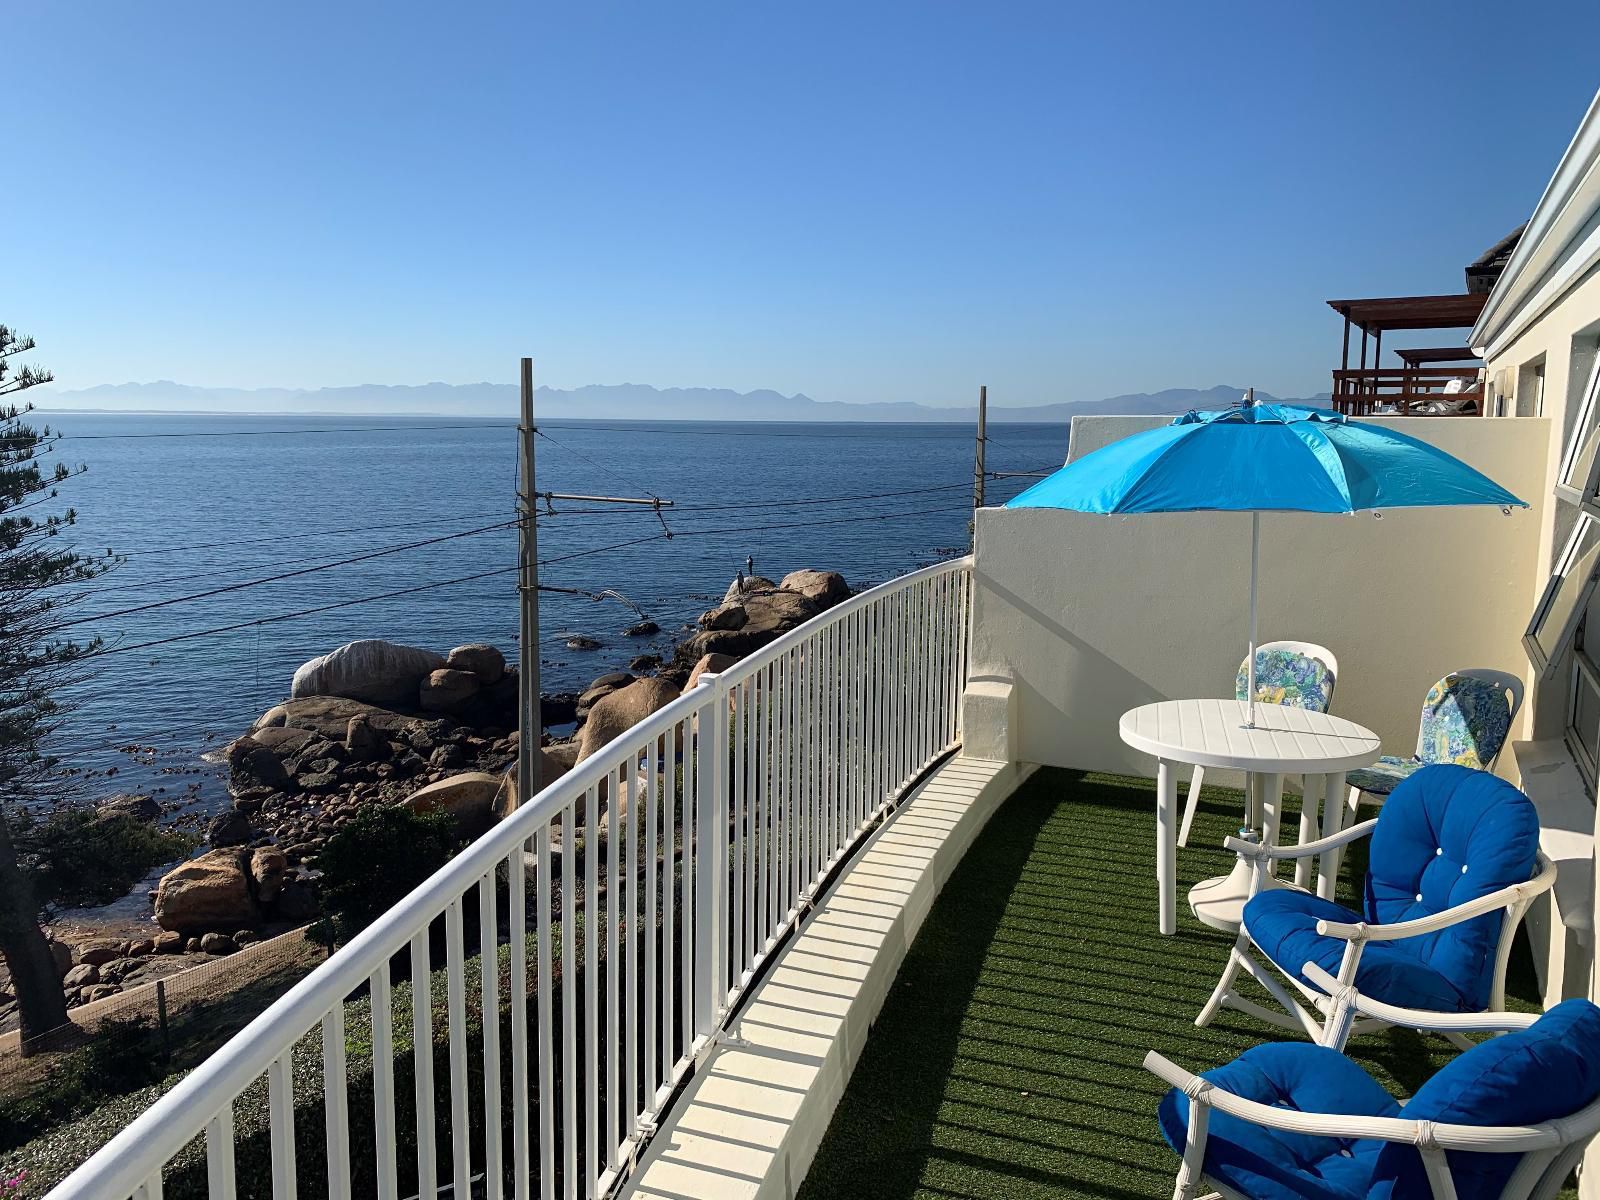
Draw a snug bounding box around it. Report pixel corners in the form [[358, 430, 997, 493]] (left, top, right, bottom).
[[1006, 402, 1526, 514], [1005, 400, 1526, 727]]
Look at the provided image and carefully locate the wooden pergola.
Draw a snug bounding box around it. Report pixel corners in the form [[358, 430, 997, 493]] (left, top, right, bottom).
[[1394, 346, 1482, 367], [1325, 294, 1489, 414]]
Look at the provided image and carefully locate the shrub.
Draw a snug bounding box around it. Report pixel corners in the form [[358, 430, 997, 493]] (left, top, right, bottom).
[[311, 806, 466, 949]]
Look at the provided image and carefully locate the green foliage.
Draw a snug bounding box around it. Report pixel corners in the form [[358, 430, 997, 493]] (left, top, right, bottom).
[[0, 1019, 167, 1153], [10, 808, 193, 913], [311, 805, 466, 948]]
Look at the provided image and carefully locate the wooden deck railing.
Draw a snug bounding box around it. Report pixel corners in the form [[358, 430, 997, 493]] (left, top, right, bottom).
[[1331, 367, 1483, 416]]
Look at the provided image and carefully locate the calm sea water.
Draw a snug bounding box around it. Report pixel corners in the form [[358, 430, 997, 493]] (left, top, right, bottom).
[[40, 413, 1068, 825]]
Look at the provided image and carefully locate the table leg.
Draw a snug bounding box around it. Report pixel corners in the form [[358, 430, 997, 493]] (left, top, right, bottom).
[[1260, 773, 1284, 879], [1295, 774, 1323, 892], [1157, 758, 1176, 935], [1318, 771, 1347, 901]]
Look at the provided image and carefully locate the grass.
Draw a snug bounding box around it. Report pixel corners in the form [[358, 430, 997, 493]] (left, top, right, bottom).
[[797, 767, 1555, 1200]]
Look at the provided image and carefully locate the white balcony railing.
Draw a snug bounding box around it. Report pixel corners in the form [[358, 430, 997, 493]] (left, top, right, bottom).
[[49, 556, 973, 1200]]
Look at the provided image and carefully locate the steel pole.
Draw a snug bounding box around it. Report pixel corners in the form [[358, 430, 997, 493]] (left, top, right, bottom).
[[519, 358, 541, 801]]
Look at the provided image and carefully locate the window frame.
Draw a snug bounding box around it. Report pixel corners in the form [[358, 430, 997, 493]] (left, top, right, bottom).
[[1555, 355, 1600, 511], [1525, 511, 1600, 677], [1566, 635, 1600, 793]]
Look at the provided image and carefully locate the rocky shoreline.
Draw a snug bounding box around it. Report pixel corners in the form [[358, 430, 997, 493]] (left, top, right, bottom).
[[7, 568, 852, 1028]]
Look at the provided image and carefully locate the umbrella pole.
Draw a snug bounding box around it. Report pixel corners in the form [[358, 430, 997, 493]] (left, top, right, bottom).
[[1247, 512, 1259, 728]]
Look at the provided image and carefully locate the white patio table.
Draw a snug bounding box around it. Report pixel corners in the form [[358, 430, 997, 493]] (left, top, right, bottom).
[[1119, 699, 1381, 935]]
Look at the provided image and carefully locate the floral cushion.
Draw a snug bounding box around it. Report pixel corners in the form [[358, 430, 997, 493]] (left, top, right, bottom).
[[1416, 675, 1513, 770], [1347, 755, 1422, 797], [1235, 648, 1335, 712]]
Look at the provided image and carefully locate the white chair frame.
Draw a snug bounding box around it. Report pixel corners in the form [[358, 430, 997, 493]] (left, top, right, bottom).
[[1344, 667, 1526, 826], [1195, 818, 1556, 1051], [1179, 640, 1340, 849], [1147, 1002, 1600, 1200]]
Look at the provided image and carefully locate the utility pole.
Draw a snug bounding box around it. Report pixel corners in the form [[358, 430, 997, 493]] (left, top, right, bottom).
[[515, 357, 675, 808], [973, 385, 987, 510], [518, 358, 541, 801]]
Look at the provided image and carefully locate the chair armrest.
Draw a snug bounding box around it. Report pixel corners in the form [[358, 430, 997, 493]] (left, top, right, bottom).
[[1142, 1050, 1565, 1153], [1224, 818, 1377, 862], [1315, 852, 1559, 942], [1300, 962, 1542, 1032]]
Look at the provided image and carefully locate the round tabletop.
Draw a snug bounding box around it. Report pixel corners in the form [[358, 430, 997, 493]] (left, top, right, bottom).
[[1118, 698, 1381, 773]]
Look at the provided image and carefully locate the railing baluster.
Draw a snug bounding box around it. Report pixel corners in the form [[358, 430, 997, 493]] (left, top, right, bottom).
[[744, 676, 758, 973], [765, 661, 778, 952], [509, 841, 531, 1200], [680, 715, 695, 1057], [605, 764, 620, 1173], [268, 1053, 297, 1200], [480, 865, 503, 1200], [733, 678, 747, 992], [537, 821, 555, 1200], [205, 1104, 236, 1200], [661, 728, 675, 1089], [411, 931, 436, 1200], [445, 897, 471, 1200], [625, 747, 640, 1141], [561, 799, 577, 1200], [645, 734, 660, 1108], [585, 780, 600, 1198], [135, 1173, 163, 1200], [370, 966, 398, 1200], [322, 1005, 352, 1200]]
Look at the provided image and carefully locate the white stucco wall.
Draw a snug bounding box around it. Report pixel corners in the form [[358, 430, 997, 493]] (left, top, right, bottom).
[[969, 414, 1550, 779]]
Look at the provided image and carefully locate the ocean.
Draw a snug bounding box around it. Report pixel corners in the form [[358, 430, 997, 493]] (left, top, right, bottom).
[[38, 413, 1069, 835]]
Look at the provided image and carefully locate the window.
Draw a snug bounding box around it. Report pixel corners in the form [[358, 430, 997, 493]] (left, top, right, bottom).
[[1569, 637, 1600, 789], [1526, 517, 1600, 676], [1557, 356, 1600, 506]]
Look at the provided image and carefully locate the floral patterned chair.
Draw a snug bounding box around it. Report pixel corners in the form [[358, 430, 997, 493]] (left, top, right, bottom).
[[1178, 640, 1338, 849], [1343, 669, 1523, 825]]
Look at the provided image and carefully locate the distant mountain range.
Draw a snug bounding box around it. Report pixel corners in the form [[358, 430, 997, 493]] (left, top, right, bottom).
[[32, 380, 1329, 422]]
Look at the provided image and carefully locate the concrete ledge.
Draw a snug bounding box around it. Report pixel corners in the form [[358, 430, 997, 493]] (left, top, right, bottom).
[[621, 755, 1032, 1200]]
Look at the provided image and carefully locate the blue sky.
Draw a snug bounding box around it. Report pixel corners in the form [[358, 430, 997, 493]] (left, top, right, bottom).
[[13, 2, 1600, 408]]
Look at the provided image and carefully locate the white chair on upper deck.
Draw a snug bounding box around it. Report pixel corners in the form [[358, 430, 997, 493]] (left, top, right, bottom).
[[1178, 640, 1339, 850]]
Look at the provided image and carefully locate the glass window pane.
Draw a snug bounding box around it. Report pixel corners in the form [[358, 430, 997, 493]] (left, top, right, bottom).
[[1569, 423, 1600, 492], [1570, 663, 1600, 770], [1533, 519, 1600, 667]]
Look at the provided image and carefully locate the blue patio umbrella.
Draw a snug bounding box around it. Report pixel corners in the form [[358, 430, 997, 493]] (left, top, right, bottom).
[[1006, 397, 1526, 726]]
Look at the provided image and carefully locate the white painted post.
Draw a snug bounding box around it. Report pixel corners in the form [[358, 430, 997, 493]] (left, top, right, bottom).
[[694, 671, 728, 1034]]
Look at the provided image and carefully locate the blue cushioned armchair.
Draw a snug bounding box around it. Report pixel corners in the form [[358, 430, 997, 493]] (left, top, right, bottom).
[[1147, 998, 1600, 1200], [1196, 765, 1555, 1051]]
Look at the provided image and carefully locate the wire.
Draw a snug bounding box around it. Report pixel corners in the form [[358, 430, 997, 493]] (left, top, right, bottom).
[[55, 423, 518, 440], [57, 519, 518, 630], [535, 427, 663, 501], [128, 508, 518, 557]]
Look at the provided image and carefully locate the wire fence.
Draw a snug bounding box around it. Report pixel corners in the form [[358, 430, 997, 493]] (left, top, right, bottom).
[[5, 927, 322, 1061]]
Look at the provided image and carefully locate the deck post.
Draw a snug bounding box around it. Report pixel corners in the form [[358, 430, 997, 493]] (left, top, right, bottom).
[[695, 671, 728, 1033]]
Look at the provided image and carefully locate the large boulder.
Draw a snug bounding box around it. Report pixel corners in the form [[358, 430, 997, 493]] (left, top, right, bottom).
[[250, 847, 290, 903], [154, 849, 261, 934], [250, 726, 317, 757], [400, 771, 506, 837], [698, 602, 748, 631], [226, 735, 292, 794], [686, 652, 737, 691], [576, 672, 635, 720], [344, 714, 391, 762], [419, 668, 482, 713], [578, 677, 680, 762], [446, 643, 506, 684], [259, 696, 428, 742], [680, 588, 821, 661], [98, 793, 160, 822], [290, 639, 446, 708], [76, 939, 125, 967], [778, 569, 850, 610], [723, 575, 776, 603]]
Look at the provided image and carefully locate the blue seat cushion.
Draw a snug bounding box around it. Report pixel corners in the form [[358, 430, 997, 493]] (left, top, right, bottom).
[[1373, 999, 1600, 1200], [1363, 766, 1539, 1010], [1347, 756, 1420, 797], [1158, 1001, 1600, 1200], [1158, 1042, 1398, 1200], [1244, 890, 1474, 1012]]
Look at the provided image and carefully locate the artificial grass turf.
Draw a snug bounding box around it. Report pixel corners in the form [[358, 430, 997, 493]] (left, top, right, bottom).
[[796, 767, 1553, 1200]]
